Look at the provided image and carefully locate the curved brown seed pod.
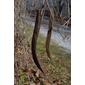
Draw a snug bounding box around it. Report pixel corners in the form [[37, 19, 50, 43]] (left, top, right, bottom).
[[31, 10, 44, 73], [46, 13, 53, 59]]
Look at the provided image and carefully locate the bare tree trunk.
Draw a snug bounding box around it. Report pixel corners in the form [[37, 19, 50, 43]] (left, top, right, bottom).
[[32, 0, 36, 7], [46, 13, 52, 59], [31, 10, 44, 73]]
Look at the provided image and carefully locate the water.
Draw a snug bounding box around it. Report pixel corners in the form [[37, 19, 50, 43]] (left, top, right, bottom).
[[40, 25, 71, 50], [23, 17, 71, 52]]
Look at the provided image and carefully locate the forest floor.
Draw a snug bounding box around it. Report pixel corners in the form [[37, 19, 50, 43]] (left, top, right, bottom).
[[14, 19, 71, 85]]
